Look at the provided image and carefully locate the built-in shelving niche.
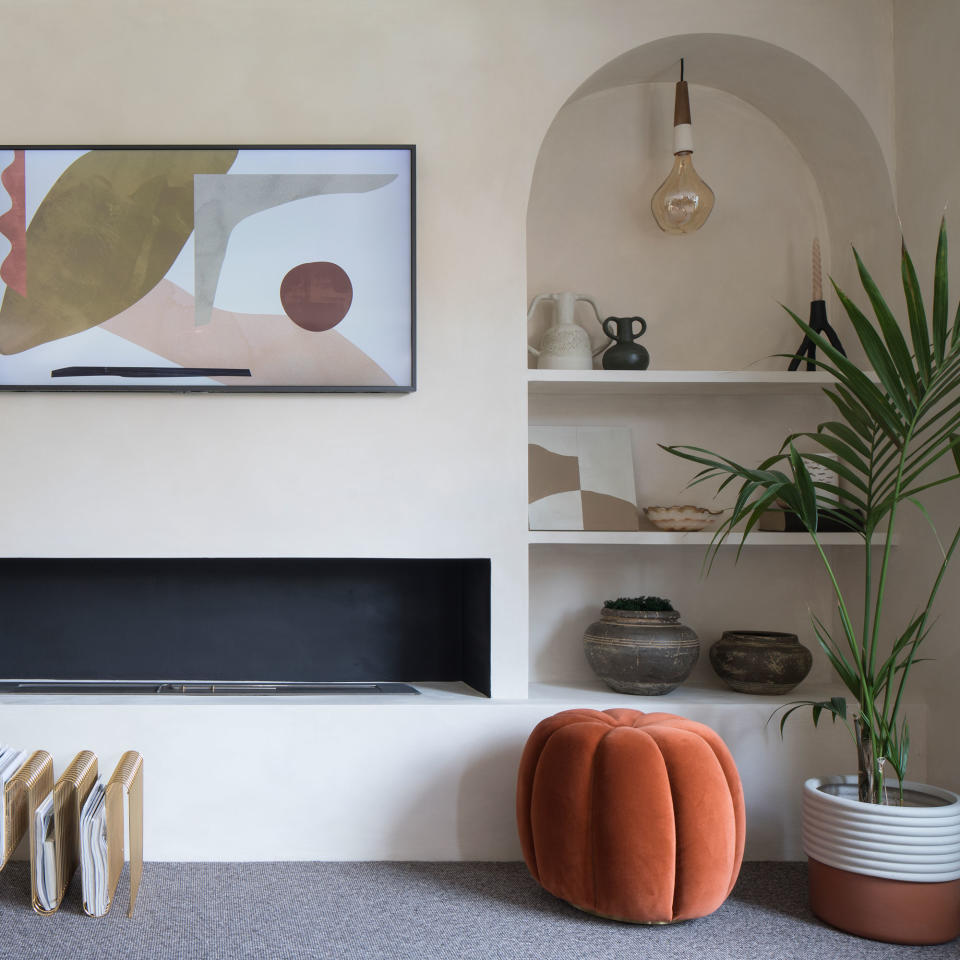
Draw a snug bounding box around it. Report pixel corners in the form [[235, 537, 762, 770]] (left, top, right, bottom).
[[526, 34, 898, 697]]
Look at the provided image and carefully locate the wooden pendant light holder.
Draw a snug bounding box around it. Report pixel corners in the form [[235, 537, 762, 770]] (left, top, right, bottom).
[[674, 80, 692, 128]]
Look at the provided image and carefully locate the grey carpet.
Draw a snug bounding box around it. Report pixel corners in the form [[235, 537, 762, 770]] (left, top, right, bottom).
[[0, 861, 954, 959]]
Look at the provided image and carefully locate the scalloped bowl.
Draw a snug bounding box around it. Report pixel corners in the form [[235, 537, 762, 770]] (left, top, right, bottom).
[[643, 505, 724, 532]]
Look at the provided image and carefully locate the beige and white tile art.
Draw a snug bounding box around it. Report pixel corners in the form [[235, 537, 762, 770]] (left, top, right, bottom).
[[528, 426, 639, 531]]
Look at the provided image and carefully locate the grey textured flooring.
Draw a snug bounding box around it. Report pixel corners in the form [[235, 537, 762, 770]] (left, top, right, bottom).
[[0, 861, 955, 959]]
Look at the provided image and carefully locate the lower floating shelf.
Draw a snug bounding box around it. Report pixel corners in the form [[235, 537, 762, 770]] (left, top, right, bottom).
[[529, 531, 894, 547], [527, 679, 853, 706]]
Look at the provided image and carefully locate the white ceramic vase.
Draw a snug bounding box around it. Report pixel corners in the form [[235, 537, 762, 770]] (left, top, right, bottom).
[[526, 292, 608, 369], [801, 775, 960, 944]]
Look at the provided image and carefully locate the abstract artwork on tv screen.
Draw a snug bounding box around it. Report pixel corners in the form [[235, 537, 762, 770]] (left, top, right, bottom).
[[0, 146, 415, 391]]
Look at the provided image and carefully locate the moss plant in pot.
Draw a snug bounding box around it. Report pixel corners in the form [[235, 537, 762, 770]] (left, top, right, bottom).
[[662, 221, 960, 945]]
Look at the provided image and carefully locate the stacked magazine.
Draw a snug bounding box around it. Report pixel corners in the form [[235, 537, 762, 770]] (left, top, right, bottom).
[[79, 778, 109, 916], [32, 792, 57, 910], [0, 745, 29, 856]]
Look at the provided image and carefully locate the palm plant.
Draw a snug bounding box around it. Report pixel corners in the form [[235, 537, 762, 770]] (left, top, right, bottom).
[[662, 220, 960, 805]]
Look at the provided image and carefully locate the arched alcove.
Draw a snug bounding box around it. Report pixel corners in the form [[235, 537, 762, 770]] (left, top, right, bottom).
[[527, 33, 899, 370], [526, 33, 900, 701]]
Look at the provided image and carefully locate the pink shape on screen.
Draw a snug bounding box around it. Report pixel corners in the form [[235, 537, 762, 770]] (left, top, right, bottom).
[[0, 150, 26, 296]]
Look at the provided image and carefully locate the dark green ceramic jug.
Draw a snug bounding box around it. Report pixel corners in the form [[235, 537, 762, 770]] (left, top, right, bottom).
[[601, 316, 649, 370]]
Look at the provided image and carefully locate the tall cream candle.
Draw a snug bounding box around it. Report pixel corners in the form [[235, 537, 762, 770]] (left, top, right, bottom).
[[812, 237, 823, 301]]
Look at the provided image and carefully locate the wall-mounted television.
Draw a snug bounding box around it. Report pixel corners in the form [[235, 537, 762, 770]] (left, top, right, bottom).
[[0, 145, 415, 392]]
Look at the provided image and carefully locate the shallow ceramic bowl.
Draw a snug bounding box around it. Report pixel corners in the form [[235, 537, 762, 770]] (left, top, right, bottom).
[[643, 505, 724, 532]]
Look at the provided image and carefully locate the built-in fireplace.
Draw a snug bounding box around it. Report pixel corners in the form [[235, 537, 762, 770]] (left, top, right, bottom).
[[0, 557, 491, 696]]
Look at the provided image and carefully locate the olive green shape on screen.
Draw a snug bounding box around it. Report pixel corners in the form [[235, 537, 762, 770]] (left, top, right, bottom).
[[0, 149, 238, 354]]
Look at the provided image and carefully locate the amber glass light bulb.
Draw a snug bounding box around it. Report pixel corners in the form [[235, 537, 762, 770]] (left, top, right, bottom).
[[651, 79, 714, 235]]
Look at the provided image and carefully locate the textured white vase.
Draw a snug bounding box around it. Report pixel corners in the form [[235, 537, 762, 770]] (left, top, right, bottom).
[[802, 776, 960, 883], [526, 292, 608, 369]]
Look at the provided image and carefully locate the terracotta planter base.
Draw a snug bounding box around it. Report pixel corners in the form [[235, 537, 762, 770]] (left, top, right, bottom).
[[808, 858, 960, 945]]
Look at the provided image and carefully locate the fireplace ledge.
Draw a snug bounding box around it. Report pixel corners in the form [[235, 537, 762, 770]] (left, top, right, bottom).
[[0, 680, 488, 706]]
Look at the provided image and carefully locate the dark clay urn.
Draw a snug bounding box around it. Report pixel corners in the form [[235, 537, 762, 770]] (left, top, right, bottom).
[[601, 316, 650, 370], [583, 600, 699, 695], [709, 630, 812, 694]]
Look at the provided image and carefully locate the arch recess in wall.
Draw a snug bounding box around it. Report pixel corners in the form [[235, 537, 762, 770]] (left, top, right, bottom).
[[527, 33, 898, 371]]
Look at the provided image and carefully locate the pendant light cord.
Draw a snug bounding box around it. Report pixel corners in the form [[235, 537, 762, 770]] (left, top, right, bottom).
[[680, 58, 684, 82]]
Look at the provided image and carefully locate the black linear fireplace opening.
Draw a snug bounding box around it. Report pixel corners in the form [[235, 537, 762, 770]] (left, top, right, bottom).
[[0, 558, 491, 697]]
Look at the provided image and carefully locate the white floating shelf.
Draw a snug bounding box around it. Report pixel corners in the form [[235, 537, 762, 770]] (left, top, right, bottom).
[[529, 530, 894, 547], [527, 369, 878, 397], [527, 680, 854, 708]]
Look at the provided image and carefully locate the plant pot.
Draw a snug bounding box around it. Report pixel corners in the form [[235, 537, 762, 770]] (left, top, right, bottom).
[[582, 608, 699, 695], [709, 630, 812, 694], [802, 775, 960, 944]]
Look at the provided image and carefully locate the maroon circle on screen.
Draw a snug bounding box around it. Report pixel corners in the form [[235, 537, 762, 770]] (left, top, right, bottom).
[[280, 261, 353, 331]]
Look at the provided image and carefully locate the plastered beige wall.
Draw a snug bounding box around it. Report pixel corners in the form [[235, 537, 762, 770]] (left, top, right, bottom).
[[892, 0, 960, 793], [0, 0, 912, 856], [0, 0, 897, 696]]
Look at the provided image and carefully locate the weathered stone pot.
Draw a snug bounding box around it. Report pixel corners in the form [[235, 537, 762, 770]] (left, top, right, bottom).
[[802, 776, 960, 944], [709, 630, 812, 694], [582, 608, 699, 695]]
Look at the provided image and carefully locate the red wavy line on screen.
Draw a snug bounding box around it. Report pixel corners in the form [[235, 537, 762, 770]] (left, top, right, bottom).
[[0, 149, 26, 296]]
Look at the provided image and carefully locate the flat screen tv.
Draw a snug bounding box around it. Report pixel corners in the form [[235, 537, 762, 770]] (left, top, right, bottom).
[[0, 145, 415, 392]]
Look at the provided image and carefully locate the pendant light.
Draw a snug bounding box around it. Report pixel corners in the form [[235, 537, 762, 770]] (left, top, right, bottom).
[[651, 59, 714, 234]]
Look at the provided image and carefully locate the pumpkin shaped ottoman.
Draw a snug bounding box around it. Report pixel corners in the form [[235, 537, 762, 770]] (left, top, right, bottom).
[[516, 708, 745, 923]]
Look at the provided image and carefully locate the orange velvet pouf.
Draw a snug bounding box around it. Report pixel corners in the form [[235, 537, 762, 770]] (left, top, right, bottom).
[[516, 708, 745, 924]]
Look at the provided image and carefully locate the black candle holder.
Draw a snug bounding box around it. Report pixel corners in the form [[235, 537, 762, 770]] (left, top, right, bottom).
[[788, 299, 846, 371]]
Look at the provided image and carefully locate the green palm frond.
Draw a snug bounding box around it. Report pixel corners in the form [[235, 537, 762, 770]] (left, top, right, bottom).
[[660, 218, 960, 800]]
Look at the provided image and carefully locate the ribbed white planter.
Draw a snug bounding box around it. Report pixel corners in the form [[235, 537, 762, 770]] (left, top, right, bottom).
[[802, 775, 960, 944], [802, 776, 960, 881]]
